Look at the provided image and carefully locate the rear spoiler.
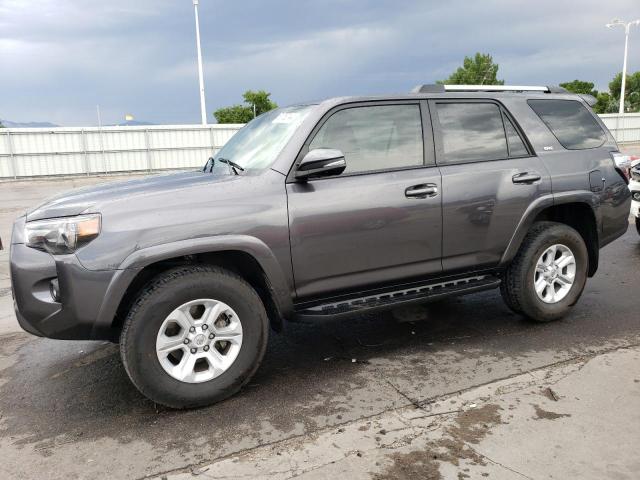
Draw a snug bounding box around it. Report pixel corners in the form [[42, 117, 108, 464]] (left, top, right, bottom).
[[578, 94, 597, 107]]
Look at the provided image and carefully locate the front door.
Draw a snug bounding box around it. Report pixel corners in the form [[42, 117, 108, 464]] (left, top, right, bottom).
[[286, 102, 443, 299]]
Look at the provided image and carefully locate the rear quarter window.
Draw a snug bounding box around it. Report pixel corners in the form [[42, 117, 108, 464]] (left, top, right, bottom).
[[528, 99, 606, 150]]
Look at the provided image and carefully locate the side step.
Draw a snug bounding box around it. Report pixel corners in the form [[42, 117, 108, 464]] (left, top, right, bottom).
[[294, 275, 501, 320]]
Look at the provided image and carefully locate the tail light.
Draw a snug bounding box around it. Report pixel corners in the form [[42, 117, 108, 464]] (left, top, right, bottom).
[[610, 152, 636, 184]]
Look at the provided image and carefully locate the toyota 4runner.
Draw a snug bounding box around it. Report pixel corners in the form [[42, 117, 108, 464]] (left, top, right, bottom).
[[8, 84, 631, 408]]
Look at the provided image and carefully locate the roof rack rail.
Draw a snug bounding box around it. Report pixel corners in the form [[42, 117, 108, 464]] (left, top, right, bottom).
[[411, 84, 568, 94]]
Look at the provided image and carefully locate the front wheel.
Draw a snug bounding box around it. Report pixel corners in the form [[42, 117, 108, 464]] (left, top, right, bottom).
[[501, 222, 588, 322], [119, 266, 269, 409]]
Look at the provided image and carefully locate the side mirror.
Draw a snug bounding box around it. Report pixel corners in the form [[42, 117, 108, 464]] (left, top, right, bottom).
[[203, 157, 214, 172], [295, 149, 346, 181]]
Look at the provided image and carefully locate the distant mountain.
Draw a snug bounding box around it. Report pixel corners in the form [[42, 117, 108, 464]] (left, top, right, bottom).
[[0, 118, 59, 128], [0, 118, 157, 128]]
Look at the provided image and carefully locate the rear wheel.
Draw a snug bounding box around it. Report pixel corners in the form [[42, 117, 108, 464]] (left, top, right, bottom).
[[120, 265, 269, 408], [501, 222, 588, 322]]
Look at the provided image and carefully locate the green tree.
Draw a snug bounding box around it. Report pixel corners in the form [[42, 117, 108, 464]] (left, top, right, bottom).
[[214, 105, 254, 124], [593, 92, 618, 114], [242, 90, 277, 116], [0, 120, 4, 128], [608, 72, 640, 113], [438, 53, 504, 85], [214, 90, 278, 124], [559, 80, 598, 96]]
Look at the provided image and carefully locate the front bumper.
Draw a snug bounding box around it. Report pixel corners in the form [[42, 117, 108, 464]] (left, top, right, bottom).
[[10, 217, 117, 340]]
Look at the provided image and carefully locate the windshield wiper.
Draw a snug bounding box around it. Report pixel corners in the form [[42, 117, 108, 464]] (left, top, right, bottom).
[[217, 158, 245, 175]]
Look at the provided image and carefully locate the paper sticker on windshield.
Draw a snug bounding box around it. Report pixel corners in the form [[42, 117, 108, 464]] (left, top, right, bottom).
[[273, 112, 299, 124]]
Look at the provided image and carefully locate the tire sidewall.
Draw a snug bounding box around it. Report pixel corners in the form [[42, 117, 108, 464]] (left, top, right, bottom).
[[122, 269, 268, 408], [519, 225, 588, 321]]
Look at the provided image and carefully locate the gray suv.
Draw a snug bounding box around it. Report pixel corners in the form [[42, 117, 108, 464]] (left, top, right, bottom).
[[8, 85, 631, 408]]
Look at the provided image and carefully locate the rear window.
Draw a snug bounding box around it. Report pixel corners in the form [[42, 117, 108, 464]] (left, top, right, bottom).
[[528, 99, 605, 150]]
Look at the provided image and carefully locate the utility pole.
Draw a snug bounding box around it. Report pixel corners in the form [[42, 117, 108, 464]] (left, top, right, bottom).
[[606, 18, 640, 114], [193, 0, 207, 125]]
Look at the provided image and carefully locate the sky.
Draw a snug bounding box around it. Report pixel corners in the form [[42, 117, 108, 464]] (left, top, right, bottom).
[[1, 0, 639, 126]]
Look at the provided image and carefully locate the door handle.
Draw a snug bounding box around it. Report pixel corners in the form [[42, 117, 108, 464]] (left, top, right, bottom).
[[405, 184, 438, 198], [512, 172, 541, 184]]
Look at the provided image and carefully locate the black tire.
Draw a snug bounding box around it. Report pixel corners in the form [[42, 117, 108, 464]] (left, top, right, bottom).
[[636, 217, 640, 236], [500, 221, 588, 323], [500, 276, 523, 315], [119, 265, 269, 409]]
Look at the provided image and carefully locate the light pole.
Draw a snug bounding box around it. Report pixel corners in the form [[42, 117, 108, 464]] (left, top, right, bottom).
[[606, 18, 640, 114], [193, 0, 207, 125]]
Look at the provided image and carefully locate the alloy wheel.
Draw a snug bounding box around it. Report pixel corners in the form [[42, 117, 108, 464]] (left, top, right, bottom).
[[155, 299, 243, 383], [533, 244, 576, 304]]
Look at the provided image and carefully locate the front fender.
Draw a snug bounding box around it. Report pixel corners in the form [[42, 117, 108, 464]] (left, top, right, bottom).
[[91, 235, 293, 338]]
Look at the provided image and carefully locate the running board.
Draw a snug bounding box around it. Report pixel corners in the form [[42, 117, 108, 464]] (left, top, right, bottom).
[[294, 275, 501, 320]]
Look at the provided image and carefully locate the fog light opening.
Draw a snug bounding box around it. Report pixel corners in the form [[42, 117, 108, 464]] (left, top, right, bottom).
[[50, 278, 61, 302]]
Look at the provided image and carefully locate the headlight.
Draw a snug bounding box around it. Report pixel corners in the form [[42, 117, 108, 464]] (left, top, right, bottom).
[[25, 214, 101, 254]]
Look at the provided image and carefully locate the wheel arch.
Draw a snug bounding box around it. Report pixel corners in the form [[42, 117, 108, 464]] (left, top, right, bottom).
[[92, 236, 294, 340], [501, 193, 601, 277]]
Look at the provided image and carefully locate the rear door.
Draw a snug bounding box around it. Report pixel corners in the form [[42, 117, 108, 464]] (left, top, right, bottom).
[[429, 99, 552, 272], [286, 101, 443, 299]]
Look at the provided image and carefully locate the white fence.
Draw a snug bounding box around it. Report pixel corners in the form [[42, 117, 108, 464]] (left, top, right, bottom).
[[0, 124, 243, 179], [1, 114, 639, 179], [599, 113, 640, 144]]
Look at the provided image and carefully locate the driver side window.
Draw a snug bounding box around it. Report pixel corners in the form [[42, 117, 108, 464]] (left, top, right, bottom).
[[309, 104, 424, 175]]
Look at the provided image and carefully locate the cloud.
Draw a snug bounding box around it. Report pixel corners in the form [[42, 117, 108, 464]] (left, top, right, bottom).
[[162, 25, 398, 101], [0, 0, 638, 125]]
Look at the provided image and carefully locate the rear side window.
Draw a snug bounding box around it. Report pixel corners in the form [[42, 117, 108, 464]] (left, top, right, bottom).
[[435, 103, 508, 163], [528, 99, 605, 149], [310, 104, 424, 174]]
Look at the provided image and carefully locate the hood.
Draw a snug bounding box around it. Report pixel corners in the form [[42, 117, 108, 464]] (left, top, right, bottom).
[[26, 171, 241, 221]]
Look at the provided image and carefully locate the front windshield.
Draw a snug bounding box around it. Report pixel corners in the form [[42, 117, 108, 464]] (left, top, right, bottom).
[[212, 104, 315, 171]]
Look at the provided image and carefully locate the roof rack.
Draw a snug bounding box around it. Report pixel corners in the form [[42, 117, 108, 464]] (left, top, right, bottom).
[[411, 84, 568, 94]]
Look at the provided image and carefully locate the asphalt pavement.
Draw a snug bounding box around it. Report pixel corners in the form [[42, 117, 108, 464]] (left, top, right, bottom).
[[0, 171, 639, 479], [162, 345, 640, 479]]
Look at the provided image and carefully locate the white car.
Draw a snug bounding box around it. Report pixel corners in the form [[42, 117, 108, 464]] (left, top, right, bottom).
[[630, 160, 640, 235], [613, 152, 640, 235]]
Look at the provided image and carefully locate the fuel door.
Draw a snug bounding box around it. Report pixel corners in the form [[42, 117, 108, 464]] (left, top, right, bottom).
[[589, 169, 605, 193]]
